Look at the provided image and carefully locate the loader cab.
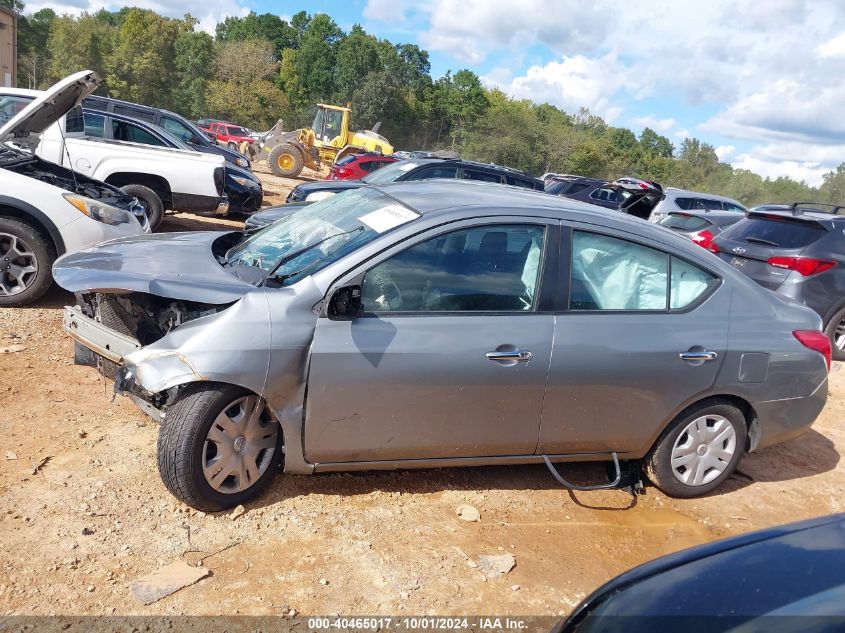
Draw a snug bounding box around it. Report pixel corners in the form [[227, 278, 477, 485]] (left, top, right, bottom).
[[312, 105, 349, 146]]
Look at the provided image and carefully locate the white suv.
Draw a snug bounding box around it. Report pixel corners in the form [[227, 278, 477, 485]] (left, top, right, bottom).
[[648, 187, 747, 223], [0, 71, 148, 307]]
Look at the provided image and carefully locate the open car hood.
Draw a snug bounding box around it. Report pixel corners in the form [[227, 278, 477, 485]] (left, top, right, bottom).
[[53, 231, 257, 304], [0, 70, 101, 148]]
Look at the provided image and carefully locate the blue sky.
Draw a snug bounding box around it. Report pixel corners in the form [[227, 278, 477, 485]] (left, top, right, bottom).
[[24, 0, 845, 185]]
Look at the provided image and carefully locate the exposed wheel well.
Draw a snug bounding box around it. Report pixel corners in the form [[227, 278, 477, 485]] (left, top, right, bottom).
[[105, 173, 172, 208], [0, 203, 63, 256]]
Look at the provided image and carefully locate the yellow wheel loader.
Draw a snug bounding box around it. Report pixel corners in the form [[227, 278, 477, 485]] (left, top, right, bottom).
[[252, 104, 394, 179]]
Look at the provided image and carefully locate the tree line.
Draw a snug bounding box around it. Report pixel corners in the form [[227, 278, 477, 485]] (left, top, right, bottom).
[[6, 0, 845, 207]]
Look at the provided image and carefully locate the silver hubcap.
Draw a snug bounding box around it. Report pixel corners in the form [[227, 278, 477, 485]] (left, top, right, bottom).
[[835, 317, 845, 351], [670, 414, 737, 486], [202, 395, 278, 494], [0, 232, 38, 296]]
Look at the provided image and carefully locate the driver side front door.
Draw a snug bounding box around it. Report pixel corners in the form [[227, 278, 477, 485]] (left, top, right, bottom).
[[304, 219, 558, 464]]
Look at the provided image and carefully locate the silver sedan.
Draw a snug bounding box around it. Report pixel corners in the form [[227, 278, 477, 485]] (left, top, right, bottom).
[[55, 181, 830, 510]]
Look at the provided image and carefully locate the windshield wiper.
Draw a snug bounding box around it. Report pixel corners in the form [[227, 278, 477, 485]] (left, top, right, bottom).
[[267, 226, 364, 281], [745, 236, 780, 247]]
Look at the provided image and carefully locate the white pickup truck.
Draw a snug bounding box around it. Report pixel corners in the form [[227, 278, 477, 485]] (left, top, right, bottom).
[[0, 72, 228, 230]]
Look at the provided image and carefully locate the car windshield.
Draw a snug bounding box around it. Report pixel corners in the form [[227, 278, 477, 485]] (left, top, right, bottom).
[[362, 159, 422, 184], [225, 188, 421, 286]]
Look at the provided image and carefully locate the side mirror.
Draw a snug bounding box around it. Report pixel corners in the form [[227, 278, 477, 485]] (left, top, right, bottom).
[[327, 285, 363, 321]]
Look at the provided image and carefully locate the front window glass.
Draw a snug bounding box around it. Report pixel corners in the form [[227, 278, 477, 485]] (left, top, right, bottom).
[[362, 160, 423, 184], [362, 224, 545, 312], [161, 117, 196, 143], [226, 189, 420, 285], [570, 231, 668, 310]]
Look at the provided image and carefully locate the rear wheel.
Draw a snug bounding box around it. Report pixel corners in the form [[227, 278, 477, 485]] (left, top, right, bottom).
[[157, 383, 282, 511], [824, 305, 845, 361], [644, 400, 746, 498], [269, 143, 304, 178], [120, 184, 164, 231], [0, 217, 54, 307]]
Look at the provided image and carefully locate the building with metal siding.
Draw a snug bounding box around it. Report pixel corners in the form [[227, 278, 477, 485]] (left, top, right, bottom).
[[0, 6, 16, 88]]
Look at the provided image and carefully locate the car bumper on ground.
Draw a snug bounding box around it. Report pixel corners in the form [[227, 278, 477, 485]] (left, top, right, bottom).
[[227, 182, 264, 215]]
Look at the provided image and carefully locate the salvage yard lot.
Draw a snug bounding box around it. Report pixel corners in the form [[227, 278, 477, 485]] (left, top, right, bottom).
[[1, 173, 844, 617]]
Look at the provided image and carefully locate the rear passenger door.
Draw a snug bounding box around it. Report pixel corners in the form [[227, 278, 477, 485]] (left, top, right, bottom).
[[538, 225, 729, 457]]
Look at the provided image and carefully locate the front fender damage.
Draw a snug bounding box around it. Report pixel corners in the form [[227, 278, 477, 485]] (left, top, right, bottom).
[[119, 290, 272, 399]]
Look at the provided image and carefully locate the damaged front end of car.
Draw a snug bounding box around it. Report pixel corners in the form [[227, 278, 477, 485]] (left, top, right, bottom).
[[55, 231, 274, 420]]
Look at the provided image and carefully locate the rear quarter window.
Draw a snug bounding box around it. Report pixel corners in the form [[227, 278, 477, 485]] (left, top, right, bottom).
[[659, 214, 711, 232], [725, 217, 828, 249]]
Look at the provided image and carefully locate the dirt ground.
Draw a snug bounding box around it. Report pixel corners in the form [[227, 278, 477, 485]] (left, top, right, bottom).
[[1, 168, 844, 619]]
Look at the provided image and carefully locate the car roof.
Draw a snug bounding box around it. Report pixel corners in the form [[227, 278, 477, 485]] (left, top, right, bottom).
[[375, 179, 642, 221], [663, 187, 744, 204], [747, 208, 845, 227], [410, 157, 540, 181]]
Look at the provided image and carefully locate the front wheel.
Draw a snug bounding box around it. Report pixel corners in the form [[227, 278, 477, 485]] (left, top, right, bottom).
[[268, 143, 304, 178], [0, 217, 55, 307], [644, 400, 746, 498], [157, 384, 283, 511], [824, 305, 845, 361]]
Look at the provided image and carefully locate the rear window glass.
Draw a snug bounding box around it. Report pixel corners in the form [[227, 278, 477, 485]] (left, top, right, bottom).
[[725, 217, 827, 249], [336, 155, 358, 166], [659, 214, 711, 232], [675, 197, 723, 211]]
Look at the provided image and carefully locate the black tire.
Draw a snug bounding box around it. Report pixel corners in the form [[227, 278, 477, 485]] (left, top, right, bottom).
[[0, 217, 55, 307], [644, 400, 746, 498], [227, 141, 237, 151], [269, 143, 304, 178], [120, 184, 164, 231], [824, 305, 845, 361], [157, 383, 283, 511]]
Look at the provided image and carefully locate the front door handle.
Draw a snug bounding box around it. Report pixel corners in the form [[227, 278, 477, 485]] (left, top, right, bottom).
[[679, 350, 718, 362], [486, 350, 533, 362]]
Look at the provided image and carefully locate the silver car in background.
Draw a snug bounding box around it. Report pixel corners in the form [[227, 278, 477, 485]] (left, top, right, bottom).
[[648, 187, 747, 223], [55, 181, 829, 510]]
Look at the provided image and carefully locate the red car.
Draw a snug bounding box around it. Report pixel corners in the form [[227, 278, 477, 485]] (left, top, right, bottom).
[[327, 153, 398, 180], [203, 121, 254, 151]]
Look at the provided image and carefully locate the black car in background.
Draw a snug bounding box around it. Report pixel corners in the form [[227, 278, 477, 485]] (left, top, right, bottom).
[[82, 108, 263, 215], [657, 209, 744, 250], [83, 95, 251, 170], [286, 157, 544, 202], [712, 203, 845, 359], [554, 513, 845, 633], [547, 175, 665, 220]]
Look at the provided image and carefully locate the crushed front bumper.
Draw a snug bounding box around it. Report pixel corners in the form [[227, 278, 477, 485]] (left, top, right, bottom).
[[63, 305, 141, 364]]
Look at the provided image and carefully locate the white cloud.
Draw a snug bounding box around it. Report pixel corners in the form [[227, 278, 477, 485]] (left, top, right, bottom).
[[22, 0, 250, 35], [631, 116, 677, 133], [816, 31, 845, 57], [715, 145, 736, 161], [419, 0, 606, 64], [482, 54, 630, 121], [363, 0, 412, 24]]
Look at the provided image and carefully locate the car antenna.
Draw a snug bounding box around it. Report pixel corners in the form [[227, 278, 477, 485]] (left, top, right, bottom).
[[52, 101, 81, 195]]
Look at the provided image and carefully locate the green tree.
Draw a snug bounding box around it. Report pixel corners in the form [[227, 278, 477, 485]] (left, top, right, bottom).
[[440, 69, 488, 149], [17, 8, 55, 88], [47, 13, 115, 86], [172, 24, 216, 119], [105, 9, 180, 107], [206, 38, 288, 129], [215, 12, 297, 56], [819, 163, 845, 204], [294, 13, 342, 102], [640, 127, 674, 158], [334, 25, 380, 101]]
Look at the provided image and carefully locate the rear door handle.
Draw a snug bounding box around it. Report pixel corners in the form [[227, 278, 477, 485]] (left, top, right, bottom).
[[679, 350, 718, 362], [486, 350, 533, 362]]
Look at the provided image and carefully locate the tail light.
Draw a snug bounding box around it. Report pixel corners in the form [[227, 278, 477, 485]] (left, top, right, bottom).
[[707, 238, 720, 254], [768, 256, 836, 276], [213, 167, 225, 195], [793, 330, 832, 371], [691, 229, 716, 250]]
